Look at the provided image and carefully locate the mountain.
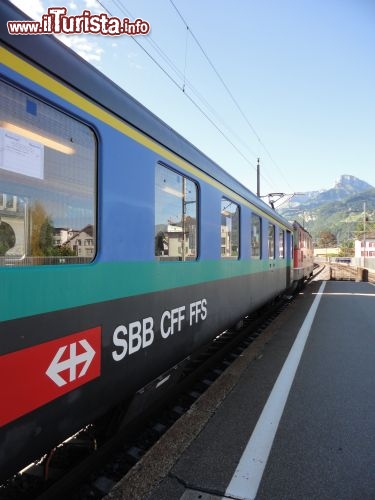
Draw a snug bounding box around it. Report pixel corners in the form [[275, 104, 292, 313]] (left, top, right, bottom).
[[283, 175, 373, 210], [333, 175, 373, 195], [278, 175, 375, 244]]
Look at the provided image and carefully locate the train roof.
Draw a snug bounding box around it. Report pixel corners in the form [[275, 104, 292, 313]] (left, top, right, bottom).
[[1, 0, 291, 229]]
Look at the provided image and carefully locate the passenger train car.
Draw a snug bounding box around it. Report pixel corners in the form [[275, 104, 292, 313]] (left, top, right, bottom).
[[292, 221, 314, 282], [0, 1, 312, 481]]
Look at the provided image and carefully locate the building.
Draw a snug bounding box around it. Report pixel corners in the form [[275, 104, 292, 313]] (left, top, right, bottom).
[[0, 193, 25, 257], [313, 247, 340, 258], [354, 232, 375, 258], [52, 228, 79, 247], [66, 224, 94, 258]]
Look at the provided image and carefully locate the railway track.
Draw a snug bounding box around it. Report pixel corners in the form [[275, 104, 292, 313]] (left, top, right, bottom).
[[1, 269, 325, 500], [329, 263, 375, 283]]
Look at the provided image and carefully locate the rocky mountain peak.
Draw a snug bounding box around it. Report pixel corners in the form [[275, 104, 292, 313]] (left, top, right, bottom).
[[333, 175, 372, 192]]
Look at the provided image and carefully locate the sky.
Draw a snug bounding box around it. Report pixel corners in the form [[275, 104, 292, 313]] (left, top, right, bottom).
[[7, 0, 375, 200]]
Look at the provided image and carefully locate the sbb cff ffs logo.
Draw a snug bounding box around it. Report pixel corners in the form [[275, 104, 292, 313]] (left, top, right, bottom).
[[0, 327, 101, 426]]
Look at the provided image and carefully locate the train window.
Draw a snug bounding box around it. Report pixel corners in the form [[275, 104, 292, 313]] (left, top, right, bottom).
[[291, 234, 294, 259], [221, 198, 239, 259], [251, 213, 261, 259], [0, 80, 96, 265], [279, 229, 285, 258], [268, 223, 275, 259], [155, 163, 198, 261]]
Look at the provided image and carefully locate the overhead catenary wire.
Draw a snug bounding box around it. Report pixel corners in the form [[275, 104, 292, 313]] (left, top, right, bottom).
[[98, 2, 262, 161], [182, 25, 189, 93], [169, 0, 263, 145], [169, 0, 294, 193], [96, 0, 279, 191]]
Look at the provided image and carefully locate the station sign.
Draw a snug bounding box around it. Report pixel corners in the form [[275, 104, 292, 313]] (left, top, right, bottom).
[[0, 326, 101, 426]]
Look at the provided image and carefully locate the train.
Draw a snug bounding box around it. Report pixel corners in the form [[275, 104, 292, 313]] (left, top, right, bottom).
[[293, 220, 314, 283], [0, 1, 313, 482]]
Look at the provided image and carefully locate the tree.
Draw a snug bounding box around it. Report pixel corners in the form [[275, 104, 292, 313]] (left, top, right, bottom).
[[30, 202, 52, 256], [29, 203, 58, 256], [339, 240, 354, 257], [49, 244, 76, 257], [317, 230, 337, 247], [39, 217, 54, 253], [354, 218, 375, 240]]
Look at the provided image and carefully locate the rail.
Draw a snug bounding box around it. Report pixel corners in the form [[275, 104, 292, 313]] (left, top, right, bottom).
[[329, 263, 375, 283]]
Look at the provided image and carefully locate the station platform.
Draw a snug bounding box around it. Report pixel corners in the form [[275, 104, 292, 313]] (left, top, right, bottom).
[[107, 279, 375, 500]]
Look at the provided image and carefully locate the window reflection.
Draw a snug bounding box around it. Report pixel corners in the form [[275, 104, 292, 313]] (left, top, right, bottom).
[[279, 229, 285, 258], [155, 164, 198, 261], [221, 198, 239, 259], [0, 81, 96, 265], [268, 223, 275, 259], [251, 213, 261, 259]]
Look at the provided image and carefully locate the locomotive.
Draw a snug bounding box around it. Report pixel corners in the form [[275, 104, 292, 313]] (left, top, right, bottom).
[[293, 221, 314, 282], [0, 1, 313, 481]]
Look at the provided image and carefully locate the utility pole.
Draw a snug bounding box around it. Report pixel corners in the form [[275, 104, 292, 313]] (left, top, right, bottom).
[[363, 201, 366, 267], [257, 158, 260, 197]]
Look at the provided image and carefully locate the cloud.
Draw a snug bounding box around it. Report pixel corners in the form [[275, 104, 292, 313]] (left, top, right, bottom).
[[127, 52, 143, 70], [57, 35, 104, 63], [84, 0, 102, 11], [9, 0, 105, 65], [9, 0, 45, 19]]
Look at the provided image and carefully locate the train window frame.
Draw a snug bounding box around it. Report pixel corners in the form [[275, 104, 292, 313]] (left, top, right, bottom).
[[154, 162, 198, 262], [268, 222, 275, 259], [279, 228, 285, 259], [0, 79, 97, 266], [221, 197, 240, 259], [291, 234, 294, 260], [251, 213, 262, 259]]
